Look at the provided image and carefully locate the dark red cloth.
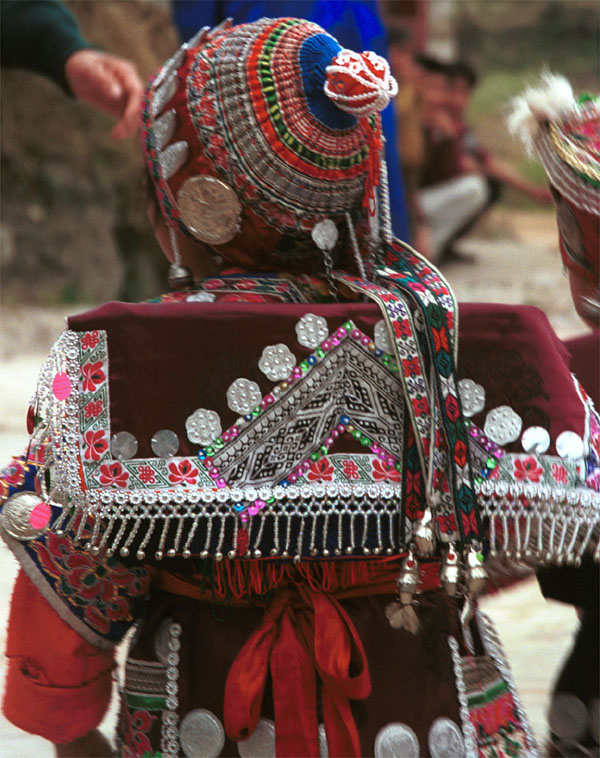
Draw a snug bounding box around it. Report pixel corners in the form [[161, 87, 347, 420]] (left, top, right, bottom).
[[565, 331, 600, 408]]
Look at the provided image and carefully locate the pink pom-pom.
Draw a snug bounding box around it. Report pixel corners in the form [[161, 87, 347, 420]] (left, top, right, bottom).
[[324, 49, 398, 117]]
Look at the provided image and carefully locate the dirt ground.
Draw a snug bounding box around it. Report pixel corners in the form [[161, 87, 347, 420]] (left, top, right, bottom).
[[0, 207, 588, 753]]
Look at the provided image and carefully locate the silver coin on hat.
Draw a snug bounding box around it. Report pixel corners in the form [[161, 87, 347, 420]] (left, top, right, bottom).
[[177, 175, 242, 245], [0, 491, 49, 541], [374, 723, 420, 758], [549, 692, 587, 741], [227, 378, 262, 415], [458, 378, 486, 418], [151, 429, 180, 458], [484, 405, 522, 446], [296, 314, 329, 349], [428, 717, 464, 758], [186, 409, 222, 446], [556, 430, 585, 461], [111, 431, 138, 461], [521, 426, 551, 454], [259, 344, 296, 381], [237, 717, 276, 757], [179, 708, 225, 758]]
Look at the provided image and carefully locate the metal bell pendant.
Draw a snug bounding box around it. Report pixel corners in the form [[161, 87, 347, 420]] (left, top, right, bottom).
[[168, 263, 194, 290], [414, 507, 435, 556], [465, 547, 488, 599], [385, 551, 420, 634], [440, 544, 460, 597]]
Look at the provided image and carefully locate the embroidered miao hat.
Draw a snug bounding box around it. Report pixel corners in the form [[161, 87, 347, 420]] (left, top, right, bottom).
[[141, 17, 398, 275], [509, 74, 600, 286]]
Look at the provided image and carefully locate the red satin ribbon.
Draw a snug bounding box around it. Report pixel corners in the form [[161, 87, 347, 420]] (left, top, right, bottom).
[[224, 582, 371, 757]]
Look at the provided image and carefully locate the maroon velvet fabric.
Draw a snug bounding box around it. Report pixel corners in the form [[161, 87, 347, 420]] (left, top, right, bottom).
[[564, 332, 600, 408], [69, 301, 586, 458]]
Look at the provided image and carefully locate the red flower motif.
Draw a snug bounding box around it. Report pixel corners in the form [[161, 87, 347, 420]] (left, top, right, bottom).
[[454, 439, 467, 467], [307, 458, 335, 482], [432, 327, 449, 352], [393, 320, 411, 338], [551, 463, 569, 485], [405, 469, 422, 495], [203, 278, 224, 290], [122, 707, 157, 758], [513, 456, 544, 483], [84, 399, 103, 419], [372, 459, 401, 481], [412, 396, 429, 416], [445, 393, 460, 422], [137, 465, 156, 484], [461, 508, 479, 537], [81, 331, 100, 351], [99, 462, 129, 488], [81, 361, 105, 392], [402, 357, 420, 376], [342, 459, 360, 480], [168, 459, 198, 485], [84, 430, 108, 461], [435, 513, 457, 535]]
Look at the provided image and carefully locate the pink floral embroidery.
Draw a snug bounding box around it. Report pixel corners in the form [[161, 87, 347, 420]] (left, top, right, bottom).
[[551, 463, 569, 485], [513, 456, 543, 483], [436, 513, 457, 535], [81, 331, 100, 351], [307, 459, 334, 482], [372, 459, 401, 482], [84, 430, 108, 461], [99, 462, 129, 488], [342, 459, 360, 480], [122, 707, 157, 757], [402, 357, 420, 376], [168, 459, 198, 485], [137, 465, 156, 484], [84, 399, 103, 419], [81, 361, 105, 392]]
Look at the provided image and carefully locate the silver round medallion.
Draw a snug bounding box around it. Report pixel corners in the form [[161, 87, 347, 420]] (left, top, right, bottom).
[[549, 692, 587, 740], [0, 491, 49, 541], [258, 344, 296, 381], [295, 314, 329, 349], [111, 431, 138, 461], [428, 717, 464, 758], [227, 378, 262, 415], [374, 723, 420, 758], [458, 378, 486, 418], [153, 617, 174, 664], [521, 426, 551, 455], [556, 431, 585, 461], [483, 405, 522, 446], [186, 409, 222, 446], [151, 429, 180, 458], [237, 718, 276, 757], [311, 219, 338, 252], [374, 320, 393, 354], [179, 708, 225, 758], [177, 175, 242, 245]]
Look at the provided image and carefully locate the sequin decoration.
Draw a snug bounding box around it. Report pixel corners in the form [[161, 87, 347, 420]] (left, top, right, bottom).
[[52, 372, 72, 400], [110, 431, 138, 461], [427, 717, 464, 758], [295, 314, 328, 349], [556, 431, 585, 461], [227, 379, 262, 415], [373, 320, 392, 354], [521, 426, 551, 454], [258, 344, 296, 381], [484, 405, 523, 446], [458, 378, 486, 418], [0, 491, 48, 540], [186, 409, 222, 446], [179, 709, 225, 758], [374, 723, 420, 758], [237, 718, 276, 758], [186, 291, 216, 303], [151, 429, 180, 458]]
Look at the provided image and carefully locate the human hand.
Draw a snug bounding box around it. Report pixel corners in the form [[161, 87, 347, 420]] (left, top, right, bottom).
[[64, 48, 144, 139]]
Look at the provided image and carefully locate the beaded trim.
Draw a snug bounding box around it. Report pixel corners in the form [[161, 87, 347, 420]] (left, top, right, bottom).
[[448, 636, 479, 758]]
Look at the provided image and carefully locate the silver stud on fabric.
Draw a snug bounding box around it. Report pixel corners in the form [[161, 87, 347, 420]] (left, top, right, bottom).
[[374, 320, 393, 354], [154, 109, 177, 150], [179, 709, 225, 758], [521, 426, 551, 454], [258, 344, 296, 381], [227, 379, 262, 415], [374, 723, 420, 758], [186, 291, 216, 303], [160, 141, 189, 180], [295, 314, 328, 349], [458, 378, 486, 418], [428, 717, 464, 758], [110, 431, 138, 461], [237, 718, 276, 758], [152, 75, 178, 118], [484, 405, 522, 445], [151, 429, 180, 458], [186, 409, 222, 446], [556, 431, 585, 461]]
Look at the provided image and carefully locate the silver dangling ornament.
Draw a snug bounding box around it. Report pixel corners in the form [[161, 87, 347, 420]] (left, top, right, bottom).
[[414, 508, 435, 556], [461, 546, 488, 626], [440, 544, 460, 597], [385, 551, 420, 634], [311, 218, 339, 300], [167, 227, 194, 290]]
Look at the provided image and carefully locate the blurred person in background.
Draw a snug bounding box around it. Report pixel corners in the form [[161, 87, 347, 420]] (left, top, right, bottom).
[[170, 0, 412, 244], [1, 0, 143, 140]]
